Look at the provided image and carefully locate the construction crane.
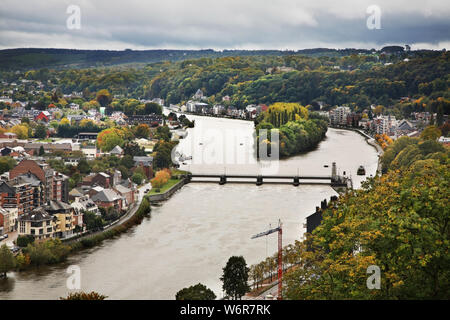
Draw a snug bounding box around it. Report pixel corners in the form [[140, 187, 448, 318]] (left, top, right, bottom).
[[251, 219, 283, 300]]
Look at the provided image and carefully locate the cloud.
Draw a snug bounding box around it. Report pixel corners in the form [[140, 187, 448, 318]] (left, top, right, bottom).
[[0, 0, 448, 50]]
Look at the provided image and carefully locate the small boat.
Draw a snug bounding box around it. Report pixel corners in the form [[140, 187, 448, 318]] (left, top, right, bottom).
[[357, 166, 366, 176]]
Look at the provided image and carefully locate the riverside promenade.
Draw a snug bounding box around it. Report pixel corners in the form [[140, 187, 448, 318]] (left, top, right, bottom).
[[63, 182, 152, 243]]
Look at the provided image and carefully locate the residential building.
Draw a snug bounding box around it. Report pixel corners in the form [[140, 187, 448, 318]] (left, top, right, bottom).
[[14, 172, 45, 209], [52, 172, 69, 203], [44, 200, 75, 238], [0, 207, 18, 233], [91, 189, 123, 211], [77, 132, 98, 141], [126, 114, 163, 126], [82, 172, 111, 189], [81, 145, 98, 159], [113, 185, 134, 209], [35, 111, 51, 122], [0, 179, 34, 215], [18, 207, 56, 241], [23, 142, 73, 155], [213, 104, 226, 115], [329, 106, 351, 125], [133, 156, 154, 179], [110, 145, 124, 157], [9, 160, 54, 202], [71, 195, 99, 216], [193, 89, 204, 100]]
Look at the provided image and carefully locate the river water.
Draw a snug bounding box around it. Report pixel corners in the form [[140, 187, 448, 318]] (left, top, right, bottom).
[[0, 115, 378, 300]]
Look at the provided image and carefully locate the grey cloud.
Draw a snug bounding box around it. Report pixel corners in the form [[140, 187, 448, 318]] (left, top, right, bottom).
[[0, 0, 448, 50]]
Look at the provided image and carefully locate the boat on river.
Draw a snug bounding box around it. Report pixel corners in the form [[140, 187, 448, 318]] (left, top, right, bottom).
[[357, 165, 366, 176]]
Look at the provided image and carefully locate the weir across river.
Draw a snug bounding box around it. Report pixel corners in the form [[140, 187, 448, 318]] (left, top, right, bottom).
[[182, 162, 352, 187]]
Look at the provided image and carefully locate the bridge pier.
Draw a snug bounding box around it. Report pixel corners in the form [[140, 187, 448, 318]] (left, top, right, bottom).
[[256, 175, 263, 186], [219, 175, 227, 185], [293, 176, 300, 186]]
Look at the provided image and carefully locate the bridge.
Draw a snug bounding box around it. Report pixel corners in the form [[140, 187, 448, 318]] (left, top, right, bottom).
[[181, 163, 351, 187]]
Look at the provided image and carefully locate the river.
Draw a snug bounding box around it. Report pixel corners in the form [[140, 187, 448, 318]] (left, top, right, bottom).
[[0, 115, 378, 300]]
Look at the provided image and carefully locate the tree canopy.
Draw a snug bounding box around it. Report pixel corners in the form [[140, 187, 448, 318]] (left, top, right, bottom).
[[176, 283, 217, 300]]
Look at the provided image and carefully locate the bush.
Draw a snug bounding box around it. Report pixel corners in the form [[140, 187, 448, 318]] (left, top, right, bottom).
[[25, 239, 71, 266], [16, 235, 35, 247]]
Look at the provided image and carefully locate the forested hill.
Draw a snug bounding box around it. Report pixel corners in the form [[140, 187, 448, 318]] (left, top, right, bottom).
[[0, 47, 388, 70]]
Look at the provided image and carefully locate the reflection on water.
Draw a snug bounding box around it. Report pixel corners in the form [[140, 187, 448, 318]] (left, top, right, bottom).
[[0, 115, 378, 300], [0, 277, 15, 293]]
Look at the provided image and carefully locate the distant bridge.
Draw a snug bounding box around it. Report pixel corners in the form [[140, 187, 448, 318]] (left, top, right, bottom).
[[181, 163, 351, 187]]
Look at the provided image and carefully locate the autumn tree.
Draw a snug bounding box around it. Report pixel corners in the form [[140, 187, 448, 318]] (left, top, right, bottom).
[[60, 291, 107, 300], [134, 124, 150, 139], [10, 124, 29, 139], [151, 169, 171, 189], [284, 137, 450, 299], [97, 128, 125, 152]]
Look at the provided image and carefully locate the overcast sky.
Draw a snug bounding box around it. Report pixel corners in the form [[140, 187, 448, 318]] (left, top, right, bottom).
[[0, 0, 449, 50]]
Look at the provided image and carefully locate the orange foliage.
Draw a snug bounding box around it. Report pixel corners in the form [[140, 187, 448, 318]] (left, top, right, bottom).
[[151, 169, 172, 189]]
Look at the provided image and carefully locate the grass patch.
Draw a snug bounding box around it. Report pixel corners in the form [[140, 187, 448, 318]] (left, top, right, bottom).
[[148, 178, 180, 195]]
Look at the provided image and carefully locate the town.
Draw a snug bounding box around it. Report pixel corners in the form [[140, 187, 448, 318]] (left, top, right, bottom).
[[0, 80, 448, 249], [0, 43, 448, 303]]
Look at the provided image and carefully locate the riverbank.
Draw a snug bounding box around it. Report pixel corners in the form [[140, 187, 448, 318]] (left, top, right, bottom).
[[148, 178, 186, 202], [4, 184, 152, 274]]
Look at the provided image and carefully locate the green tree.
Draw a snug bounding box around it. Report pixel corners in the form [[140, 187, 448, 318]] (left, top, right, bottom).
[[134, 124, 151, 139], [96, 89, 112, 108], [436, 105, 444, 127], [120, 154, 135, 169], [155, 126, 172, 142], [0, 157, 16, 174], [176, 283, 217, 300], [420, 125, 441, 141], [77, 158, 91, 174], [38, 145, 45, 156], [83, 211, 104, 231], [131, 172, 145, 185], [220, 256, 250, 300], [153, 140, 176, 169], [0, 244, 16, 278], [144, 102, 162, 115], [16, 235, 35, 247], [34, 124, 47, 139]]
